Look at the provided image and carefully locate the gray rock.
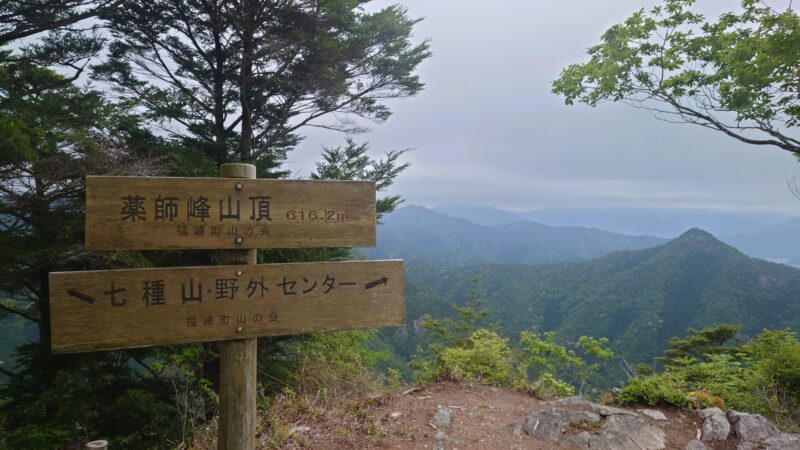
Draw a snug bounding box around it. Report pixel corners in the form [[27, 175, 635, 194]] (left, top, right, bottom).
[[550, 397, 637, 417], [701, 413, 730, 442], [434, 430, 446, 441], [728, 411, 779, 442], [584, 415, 666, 450], [761, 433, 800, 450], [511, 421, 523, 436], [523, 403, 665, 450], [685, 440, 706, 450], [432, 406, 453, 428], [562, 431, 592, 448], [288, 426, 311, 436], [638, 409, 668, 421], [697, 407, 724, 420], [523, 408, 601, 442]]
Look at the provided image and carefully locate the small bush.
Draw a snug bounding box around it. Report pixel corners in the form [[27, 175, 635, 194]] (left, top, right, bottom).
[[530, 372, 575, 400], [440, 329, 515, 385], [619, 373, 688, 407]]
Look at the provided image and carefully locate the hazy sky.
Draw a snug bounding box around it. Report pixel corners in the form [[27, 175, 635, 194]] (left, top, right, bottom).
[[287, 1, 799, 214]]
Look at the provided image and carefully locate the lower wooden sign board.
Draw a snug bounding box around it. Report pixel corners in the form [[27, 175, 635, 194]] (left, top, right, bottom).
[[49, 260, 404, 353]]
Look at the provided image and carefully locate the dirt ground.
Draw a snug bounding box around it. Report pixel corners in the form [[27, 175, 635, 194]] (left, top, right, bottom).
[[257, 381, 742, 450]]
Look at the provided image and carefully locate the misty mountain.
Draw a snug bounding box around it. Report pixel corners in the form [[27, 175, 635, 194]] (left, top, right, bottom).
[[435, 205, 794, 238], [364, 205, 665, 266], [723, 218, 800, 267], [394, 229, 800, 384], [432, 205, 526, 226]]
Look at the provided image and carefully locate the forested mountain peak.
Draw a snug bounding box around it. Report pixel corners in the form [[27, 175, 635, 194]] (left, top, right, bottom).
[[398, 229, 800, 386], [655, 228, 740, 257]]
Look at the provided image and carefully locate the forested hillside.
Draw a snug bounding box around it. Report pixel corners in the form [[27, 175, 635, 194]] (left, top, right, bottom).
[[391, 229, 800, 384]]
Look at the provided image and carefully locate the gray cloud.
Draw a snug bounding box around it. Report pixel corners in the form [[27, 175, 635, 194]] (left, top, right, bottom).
[[287, 0, 799, 214]]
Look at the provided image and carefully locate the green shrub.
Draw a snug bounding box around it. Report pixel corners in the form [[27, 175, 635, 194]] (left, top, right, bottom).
[[519, 331, 613, 396], [621, 326, 800, 432], [619, 373, 688, 407], [263, 330, 389, 406], [440, 329, 515, 385], [531, 372, 575, 400]]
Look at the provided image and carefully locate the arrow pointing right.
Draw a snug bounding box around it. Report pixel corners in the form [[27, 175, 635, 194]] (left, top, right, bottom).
[[67, 289, 96, 304], [364, 277, 389, 290]]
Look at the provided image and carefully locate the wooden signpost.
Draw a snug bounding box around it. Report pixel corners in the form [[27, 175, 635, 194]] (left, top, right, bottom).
[[49, 164, 404, 450]]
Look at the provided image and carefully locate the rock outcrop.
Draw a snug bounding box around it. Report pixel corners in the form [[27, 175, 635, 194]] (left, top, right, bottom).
[[520, 397, 665, 449], [516, 397, 798, 450]]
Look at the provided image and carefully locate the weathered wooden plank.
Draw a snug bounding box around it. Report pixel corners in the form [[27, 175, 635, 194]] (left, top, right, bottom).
[[85, 176, 376, 250], [217, 163, 258, 450], [218, 338, 257, 450], [49, 260, 404, 353]]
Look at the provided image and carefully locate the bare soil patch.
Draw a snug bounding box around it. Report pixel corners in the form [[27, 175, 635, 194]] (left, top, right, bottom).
[[251, 381, 742, 449]]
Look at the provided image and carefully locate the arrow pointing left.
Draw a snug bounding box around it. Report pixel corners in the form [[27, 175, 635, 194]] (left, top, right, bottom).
[[67, 289, 95, 304]]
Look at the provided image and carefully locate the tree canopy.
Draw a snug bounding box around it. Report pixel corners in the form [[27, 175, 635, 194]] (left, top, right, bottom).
[[552, 0, 799, 156], [94, 0, 430, 173]]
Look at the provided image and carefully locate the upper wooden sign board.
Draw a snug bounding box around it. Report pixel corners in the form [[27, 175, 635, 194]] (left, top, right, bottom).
[[85, 176, 376, 250], [49, 260, 404, 353]]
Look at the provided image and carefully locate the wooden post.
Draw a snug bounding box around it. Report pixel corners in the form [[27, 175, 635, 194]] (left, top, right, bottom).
[[85, 441, 108, 450], [217, 163, 258, 450]]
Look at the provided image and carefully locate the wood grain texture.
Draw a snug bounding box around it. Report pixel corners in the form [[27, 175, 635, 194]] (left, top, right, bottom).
[[49, 260, 405, 353], [218, 338, 257, 450], [217, 163, 257, 450], [85, 176, 376, 250]]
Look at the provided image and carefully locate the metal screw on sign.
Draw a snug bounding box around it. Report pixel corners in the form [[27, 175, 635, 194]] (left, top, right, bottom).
[[235, 237, 243, 244], [235, 183, 243, 191]]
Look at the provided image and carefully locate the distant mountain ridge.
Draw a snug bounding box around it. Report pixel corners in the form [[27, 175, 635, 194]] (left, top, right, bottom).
[[434, 204, 794, 238], [723, 218, 800, 267], [364, 205, 666, 266], [394, 229, 800, 384]]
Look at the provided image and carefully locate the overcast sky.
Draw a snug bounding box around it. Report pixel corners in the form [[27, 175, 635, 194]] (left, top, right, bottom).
[[287, 1, 799, 214]]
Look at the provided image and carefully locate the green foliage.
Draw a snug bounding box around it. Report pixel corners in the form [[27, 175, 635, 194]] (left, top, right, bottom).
[[743, 329, 800, 430], [95, 1, 430, 168], [411, 278, 612, 397], [658, 323, 741, 366], [394, 230, 800, 386], [312, 138, 410, 219], [553, 0, 800, 155], [421, 277, 491, 350], [0, 343, 190, 449], [261, 330, 390, 407], [440, 330, 515, 385], [530, 372, 575, 401], [519, 332, 613, 395], [619, 325, 800, 431], [619, 372, 689, 406]]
